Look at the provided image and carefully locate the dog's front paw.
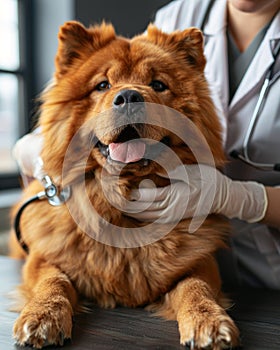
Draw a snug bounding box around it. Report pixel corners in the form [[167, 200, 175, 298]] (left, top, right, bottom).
[[13, 297, 73, 348], [178, 304, 239, 349]]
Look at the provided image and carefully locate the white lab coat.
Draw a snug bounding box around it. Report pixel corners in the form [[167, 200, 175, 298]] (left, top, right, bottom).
[[154, 0, 280, 288]]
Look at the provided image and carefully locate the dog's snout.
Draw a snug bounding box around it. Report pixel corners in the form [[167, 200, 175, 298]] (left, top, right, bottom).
[[113, 90, 144, 111]]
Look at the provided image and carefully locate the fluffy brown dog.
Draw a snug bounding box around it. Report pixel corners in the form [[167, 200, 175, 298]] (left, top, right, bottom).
[[10, 21, 239, 349]]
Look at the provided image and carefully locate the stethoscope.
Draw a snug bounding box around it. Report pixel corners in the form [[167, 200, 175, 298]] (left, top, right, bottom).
[[201, 0, 280, 172], [15, 160, 71, 254], [230, 40, 280, 171]]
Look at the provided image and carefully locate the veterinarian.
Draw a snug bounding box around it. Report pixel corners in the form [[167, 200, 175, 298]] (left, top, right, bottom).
[[13, 0, 280, 288], [124, 0, 280, 289]]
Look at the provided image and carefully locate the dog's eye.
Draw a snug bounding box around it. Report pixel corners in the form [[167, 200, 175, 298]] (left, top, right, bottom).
[[149, 80, 168, 92], [96, 81, 111, 91]]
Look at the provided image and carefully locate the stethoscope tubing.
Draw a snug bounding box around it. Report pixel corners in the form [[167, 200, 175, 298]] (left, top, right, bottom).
[[238, 40, 280, 171], [242, 77, 270, 162]]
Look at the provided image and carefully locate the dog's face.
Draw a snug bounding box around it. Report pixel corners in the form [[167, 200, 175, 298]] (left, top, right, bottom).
[[40, 22, 224, 182]]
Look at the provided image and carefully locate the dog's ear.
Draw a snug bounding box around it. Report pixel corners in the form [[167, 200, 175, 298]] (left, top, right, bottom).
[[55, 21, 116, 78], [146, 25, 205, 70]]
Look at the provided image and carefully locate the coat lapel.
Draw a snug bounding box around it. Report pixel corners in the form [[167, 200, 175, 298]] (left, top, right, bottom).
[[203, 0, 229, 114]]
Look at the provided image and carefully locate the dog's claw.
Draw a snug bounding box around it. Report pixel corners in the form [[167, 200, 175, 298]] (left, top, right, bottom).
[[186, 339, 195, 350]]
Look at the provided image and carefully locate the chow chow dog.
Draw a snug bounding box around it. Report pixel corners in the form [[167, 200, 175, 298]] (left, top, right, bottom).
[[10, 21, 239, 349]]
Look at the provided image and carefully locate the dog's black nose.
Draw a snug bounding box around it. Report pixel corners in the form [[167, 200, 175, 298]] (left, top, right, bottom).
[[113, 90, 144, 113]]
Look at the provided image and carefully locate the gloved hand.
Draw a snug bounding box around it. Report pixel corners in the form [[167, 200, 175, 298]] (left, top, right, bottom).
[[12, 132, 43, 178], [123, 164, 268, 224]]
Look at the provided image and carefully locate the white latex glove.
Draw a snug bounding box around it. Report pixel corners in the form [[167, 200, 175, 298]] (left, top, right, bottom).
[[124, 164, 268, 224], [12, 132, 43, 178]]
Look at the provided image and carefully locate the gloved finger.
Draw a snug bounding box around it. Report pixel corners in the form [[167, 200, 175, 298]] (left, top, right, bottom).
[[126, 204, 186, 224], [124, 207, 164, 222], [12, 133, 43, 177], [159, 164, 213, 183], [124, 196, 169, 213], [129, 185, 171, 202], [158, 164, 192, 182]]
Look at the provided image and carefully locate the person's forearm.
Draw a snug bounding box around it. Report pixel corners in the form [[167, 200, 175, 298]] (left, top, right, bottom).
[[262, 187, 280, 228]]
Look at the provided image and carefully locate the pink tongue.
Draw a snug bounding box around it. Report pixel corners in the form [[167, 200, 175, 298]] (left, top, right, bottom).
[[109, 141, 146, 163]]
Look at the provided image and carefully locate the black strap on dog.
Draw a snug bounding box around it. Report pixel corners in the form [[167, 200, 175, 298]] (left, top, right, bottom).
[[14, 175, 71, 254], [14, 192, 46, 254]]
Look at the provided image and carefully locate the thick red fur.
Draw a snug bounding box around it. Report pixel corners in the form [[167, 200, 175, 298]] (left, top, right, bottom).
[[10, 22, 239, 349]]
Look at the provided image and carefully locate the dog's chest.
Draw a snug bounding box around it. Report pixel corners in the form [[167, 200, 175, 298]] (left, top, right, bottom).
[[67, 241, 187, 308]]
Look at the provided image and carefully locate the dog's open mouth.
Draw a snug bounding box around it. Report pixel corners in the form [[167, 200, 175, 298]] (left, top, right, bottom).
[[96, 125, 170, 164]]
